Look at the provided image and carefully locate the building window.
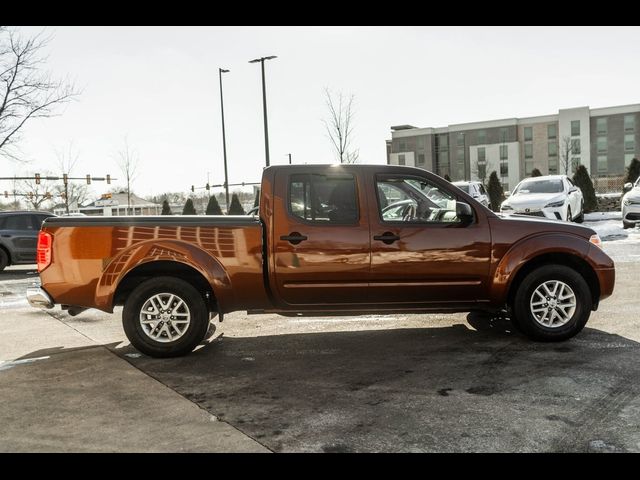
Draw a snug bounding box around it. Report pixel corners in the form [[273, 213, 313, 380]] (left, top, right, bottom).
[[571, 120, 580, 136], [548, 141, 558, 156], [436, 135, 448, 148], [457, 148, 464, 162], [417, 137, 425, 149], [625, 134, 635, 151], [500, 127, 509, 142], [525, 161, 534, 175], [417, 153, 425, 165], [501, 183, 509, 192], [524, 143, 533, 159], [456, 133, 465, 147], [524, 127, 533, 141], [437, 151, 448, 165], [596, 118, 608, 135], [500, 145, 508, 160], [398, 154, 406, 165], [548, 158, 558, 174], [500, 162, 509, 176], [624, 114, 635, 132], [478, 164, 486, 180], [597, 136, 607, 153], [547, 124, 557, 139], [597, 155, 608, 173], [571, 139, 581, 155], [477, 130, 486, 144], [625, 153, 637, 166], [478, 147, 486, 163], [399, 141, 406, 151]]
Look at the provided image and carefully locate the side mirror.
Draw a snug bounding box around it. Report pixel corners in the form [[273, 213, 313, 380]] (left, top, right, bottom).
[[456, 201, 474, 224], [569, 186, 578, 193], [624, 182, 633, 192]]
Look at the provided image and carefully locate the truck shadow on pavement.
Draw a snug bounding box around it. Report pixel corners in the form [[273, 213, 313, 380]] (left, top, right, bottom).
[[100, 317, 640, 453]]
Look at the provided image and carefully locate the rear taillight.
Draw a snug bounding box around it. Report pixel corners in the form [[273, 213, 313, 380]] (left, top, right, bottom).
[[37, 231, 53, 272]]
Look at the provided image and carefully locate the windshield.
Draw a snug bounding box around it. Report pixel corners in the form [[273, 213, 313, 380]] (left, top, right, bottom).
[[514, 179, 563, 194], [454, 183, 470, 193]]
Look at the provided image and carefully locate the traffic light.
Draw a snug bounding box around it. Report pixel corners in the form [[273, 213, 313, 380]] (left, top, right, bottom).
[[191, 185, 195, 193], [61, 192, 67, 200], [35, 173, 41, 185], [206, 183, 210, 191], [106, 174, 111, 184], [63, 174, 68, 185], [86, 175, 91, 185], [45, 192, 52, 199]]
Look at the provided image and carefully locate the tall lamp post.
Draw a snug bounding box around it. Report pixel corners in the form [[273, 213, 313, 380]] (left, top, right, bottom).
[[248, 55, 277, 167], [219, 68, 230, 211]]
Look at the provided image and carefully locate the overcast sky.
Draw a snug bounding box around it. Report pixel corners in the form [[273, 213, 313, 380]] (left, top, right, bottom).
[[4, 26, 640, 199]]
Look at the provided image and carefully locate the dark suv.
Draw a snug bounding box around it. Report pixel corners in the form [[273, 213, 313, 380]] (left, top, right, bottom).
[[0, 211, 56, 271]]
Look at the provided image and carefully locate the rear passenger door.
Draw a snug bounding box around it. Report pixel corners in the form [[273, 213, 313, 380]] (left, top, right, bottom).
[[272, 169, 371, 306], [0, 214, 38, 262]]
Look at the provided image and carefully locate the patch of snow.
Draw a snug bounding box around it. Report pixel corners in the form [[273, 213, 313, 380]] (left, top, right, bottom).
[[584, 211, 622, 222]]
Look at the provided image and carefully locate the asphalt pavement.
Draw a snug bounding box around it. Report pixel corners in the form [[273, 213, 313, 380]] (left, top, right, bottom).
[[0, 228, 639, 452]]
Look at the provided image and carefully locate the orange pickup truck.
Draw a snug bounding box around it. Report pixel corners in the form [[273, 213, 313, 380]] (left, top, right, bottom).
[[27, 164, 615, 357]]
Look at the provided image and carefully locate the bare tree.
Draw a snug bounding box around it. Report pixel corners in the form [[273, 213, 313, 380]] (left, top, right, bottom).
[[116, 137, 139, 215], [20, 171, 54, 210], [55, 141, 88, 214], [559, 136, 573, 176], [471, 156, 494, 186], [322, 87, 359, 164], [0, 27, 79, 162]]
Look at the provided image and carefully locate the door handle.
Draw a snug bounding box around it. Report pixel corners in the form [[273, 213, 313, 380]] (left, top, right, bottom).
[[373, 232, 400, 245], [280, 232, 308, 245]]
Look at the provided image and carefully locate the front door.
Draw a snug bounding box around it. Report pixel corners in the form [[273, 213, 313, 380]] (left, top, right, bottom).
[[272, 169, 370, 306], [368, 172, 492, 306]]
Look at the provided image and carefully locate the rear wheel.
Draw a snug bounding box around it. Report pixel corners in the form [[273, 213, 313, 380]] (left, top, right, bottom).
[[122, 276, 211, 358], [623, 220, 634, 229], [512, 265, 592, 341], [574, 202, 584, 223], [0, 249, 8, 272]]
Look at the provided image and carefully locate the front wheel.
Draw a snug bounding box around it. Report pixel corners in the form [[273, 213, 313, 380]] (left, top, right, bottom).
[[122, 276, 211, 358], [512, 265, 592, 341], [566, 206, 572, 222], [623, 220, 634, 229], [574, 202, 584, 223], [0, 249, 8, 272]]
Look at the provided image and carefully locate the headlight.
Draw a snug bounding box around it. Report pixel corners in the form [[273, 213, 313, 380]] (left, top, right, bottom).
[[501, 204, 513, 211], [589, 234, 602, 249], [545, 200, 565, 208]]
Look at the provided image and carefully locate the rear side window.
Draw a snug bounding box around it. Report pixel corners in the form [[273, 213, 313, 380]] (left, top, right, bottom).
[[289, 173, 358, 224], [3, 215, 34, 230]]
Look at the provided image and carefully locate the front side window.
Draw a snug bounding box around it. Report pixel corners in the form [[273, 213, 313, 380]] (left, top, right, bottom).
[[289, 174, 358, 224], [377, 176, 461, 224]]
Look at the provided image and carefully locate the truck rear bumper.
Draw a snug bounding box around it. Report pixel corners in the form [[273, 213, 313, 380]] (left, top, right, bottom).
[[26, 287, 54, 309]]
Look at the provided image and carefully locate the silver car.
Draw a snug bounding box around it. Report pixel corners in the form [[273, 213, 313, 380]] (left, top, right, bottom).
[[622, 177, 640, 229], [452, 181, 490, 207]]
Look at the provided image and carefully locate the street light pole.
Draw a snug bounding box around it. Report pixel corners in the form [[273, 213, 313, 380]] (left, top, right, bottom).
[[287, 153, 292, 164], [219, 68, 230, 211], [249, 55, 277, 167]]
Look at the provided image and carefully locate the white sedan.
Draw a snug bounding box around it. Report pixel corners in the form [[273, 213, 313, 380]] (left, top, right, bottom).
[[500, 175, 584, 222], [622, 177, 640, 229]]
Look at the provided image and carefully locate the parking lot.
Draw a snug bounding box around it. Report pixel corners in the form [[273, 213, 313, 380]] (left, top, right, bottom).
[[1, 219, 639, 452]]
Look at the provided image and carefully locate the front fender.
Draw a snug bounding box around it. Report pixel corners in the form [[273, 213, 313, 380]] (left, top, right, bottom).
[[489, 233, 590, 305], [94, 239, 233, 312]]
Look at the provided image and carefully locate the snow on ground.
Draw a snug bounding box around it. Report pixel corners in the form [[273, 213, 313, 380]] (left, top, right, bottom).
[[583, 211, 640, 263]]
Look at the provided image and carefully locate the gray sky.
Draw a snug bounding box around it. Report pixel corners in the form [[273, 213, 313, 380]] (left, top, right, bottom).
[[5, 26, 640, 198]]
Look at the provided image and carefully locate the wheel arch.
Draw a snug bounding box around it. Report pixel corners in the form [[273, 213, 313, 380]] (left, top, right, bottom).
[[505, 252, 600, 310], [113, 260, 217, 313], [0, 244, 11, 266]]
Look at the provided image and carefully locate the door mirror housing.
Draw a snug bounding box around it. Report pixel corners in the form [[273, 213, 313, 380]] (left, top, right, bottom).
[[623, 182, 633, 192], [456, 201, 474, 224], [568, 186, 578, 193]]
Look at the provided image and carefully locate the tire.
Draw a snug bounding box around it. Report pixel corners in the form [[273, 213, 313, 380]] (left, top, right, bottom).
[[512, 265, 592, 342], [566, 206, 572, 222], [623, 220, 634, 229], [574, 202, 584, 223], [122, 276, 211, 358], [0, 248, 8, 272]]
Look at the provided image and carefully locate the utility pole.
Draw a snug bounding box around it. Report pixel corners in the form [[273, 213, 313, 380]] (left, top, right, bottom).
[[219, 68, 230, 210], [248, 56, 277, 167], [287, 153, 292, 165]]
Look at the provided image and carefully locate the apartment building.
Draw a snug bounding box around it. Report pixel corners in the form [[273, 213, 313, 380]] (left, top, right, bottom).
[[386, 104, 640, 192]]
